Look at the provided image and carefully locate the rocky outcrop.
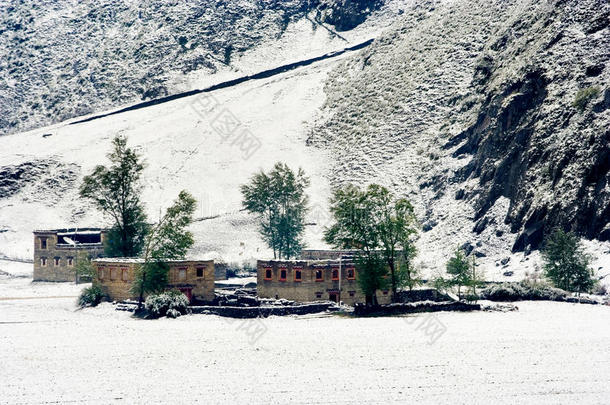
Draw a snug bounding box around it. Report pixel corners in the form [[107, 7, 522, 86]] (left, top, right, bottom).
[[449, 0, 610, 250], [0, 159, 79, 203], [310, 0, 609, 256], [316, 0, 384, 31]]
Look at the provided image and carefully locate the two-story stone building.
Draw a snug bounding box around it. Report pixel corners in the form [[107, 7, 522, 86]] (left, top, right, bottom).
[[33, 228, 107, 282], [92, 258, 215, 303], [257, 258, 391, 306]]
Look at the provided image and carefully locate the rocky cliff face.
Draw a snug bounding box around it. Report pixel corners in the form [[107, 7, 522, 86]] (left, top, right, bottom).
[[449, 0, 610, 250], [309, 0, 609, 253]]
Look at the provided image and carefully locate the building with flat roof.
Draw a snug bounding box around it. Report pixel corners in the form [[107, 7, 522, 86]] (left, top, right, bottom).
[[33, 228, 107, 282], [257, 258, 391, 306], [92, 258, 215, 303]]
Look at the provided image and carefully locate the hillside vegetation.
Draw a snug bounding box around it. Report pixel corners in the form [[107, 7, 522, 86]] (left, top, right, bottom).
[[309, 0, 610, 252]]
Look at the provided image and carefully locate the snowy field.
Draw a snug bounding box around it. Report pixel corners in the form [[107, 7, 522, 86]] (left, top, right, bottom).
[[1, 273, 610, 404]]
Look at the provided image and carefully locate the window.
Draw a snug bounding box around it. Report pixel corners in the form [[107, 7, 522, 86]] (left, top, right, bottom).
[[315, 292, 322, 299], [332, 268, 339, 281], [122, 268, 129, 281], [347, 268, 355, 280], [98, 268, 105, 280], [349, 291, 355, 297], [315, 269, 323, 282], [294, 267, 302, 282], [67, 257, 74, 267], [382, 290, 389, 295], [196, 267, 204, 277], [54, 257, 60, 266], [40, 257, 47, 267], [264, 267, 272, 280], [110, 268, 119, 281], [40, 238, 47, 250], [279, 268, 287, 281], [178, 268, 187, 281]]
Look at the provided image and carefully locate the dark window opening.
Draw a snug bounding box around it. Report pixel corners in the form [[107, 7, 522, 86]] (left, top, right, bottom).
[[315, 292, 322, 299], [40, 238, 47, 250], [347, 268, 355, 280], [294, 269, 302, 281], [265, 268, 272, 280], [332, 268, 339, 280], [53, 257, 60, 266], [315, 269, 323, 281], [279, 269, 287, 281], [349, 291, 355, 297], [196, 267, 204, 277], [57, 231, 101, 245]]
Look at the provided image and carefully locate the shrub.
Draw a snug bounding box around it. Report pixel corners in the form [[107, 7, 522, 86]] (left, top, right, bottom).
[[432, 276, 451, 295], [592, 283, 607, 296], [480, 281, 567, 302], [144, 290, 190, 318], [464, 293, 480, 303], [572, 86, 600, 112], [78, 284, 105, 307], [542, 229, 595, 293]]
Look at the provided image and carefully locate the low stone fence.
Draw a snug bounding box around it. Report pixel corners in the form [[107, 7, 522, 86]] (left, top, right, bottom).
[[396, 288, 453, 303], [190, 302, 337, 318], [354, 301, 480, 316]]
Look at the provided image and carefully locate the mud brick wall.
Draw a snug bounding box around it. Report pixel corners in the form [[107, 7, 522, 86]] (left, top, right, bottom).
[[257, 260, 391, 306], [94, 260, 215, 303]]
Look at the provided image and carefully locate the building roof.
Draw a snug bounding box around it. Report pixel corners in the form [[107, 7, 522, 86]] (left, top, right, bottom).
[[258, 258, 355, 266], [33, 227, 107, 234], [93, 258, 212, 264]]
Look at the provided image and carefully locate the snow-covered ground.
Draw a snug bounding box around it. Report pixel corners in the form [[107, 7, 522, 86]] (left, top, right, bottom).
[[215, 276, 257, 288], [1, 278, 609, 404]]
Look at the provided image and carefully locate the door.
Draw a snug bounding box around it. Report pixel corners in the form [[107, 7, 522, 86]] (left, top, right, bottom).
[[178, 288, 193, 303], [328, 292, 339, 303]]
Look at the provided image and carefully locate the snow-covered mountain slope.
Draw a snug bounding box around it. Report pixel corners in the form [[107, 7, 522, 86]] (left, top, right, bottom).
[[0, 0, 608, 281], [309, 0, 610, 263], [0, 48, 344, 265], [0, 0, 406, 135]]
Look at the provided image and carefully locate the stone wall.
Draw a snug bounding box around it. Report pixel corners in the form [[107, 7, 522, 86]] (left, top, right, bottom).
[[214, 263, 227, 280], [93, 259, 215, 303], [257, 259, 391, 306]]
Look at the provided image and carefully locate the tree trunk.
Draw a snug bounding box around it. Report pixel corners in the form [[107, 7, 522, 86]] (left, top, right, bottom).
[[388, 258, 397, 303], [138, 271, 146, 309]]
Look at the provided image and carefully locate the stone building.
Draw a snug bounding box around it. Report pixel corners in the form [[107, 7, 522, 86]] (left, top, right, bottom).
[[257, 259, 392, 306], [214, 262, 228, 280], [33, 228, 107, 282], [92, 258, 215, 303]]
